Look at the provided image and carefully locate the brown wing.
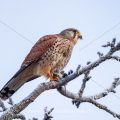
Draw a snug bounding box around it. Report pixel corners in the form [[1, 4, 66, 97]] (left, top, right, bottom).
[[0, 34, 66, 100], [22, 34, 62, 67]]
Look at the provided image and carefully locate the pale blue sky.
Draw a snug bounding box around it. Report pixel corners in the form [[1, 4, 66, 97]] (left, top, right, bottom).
[[0, 0, 120, 120]]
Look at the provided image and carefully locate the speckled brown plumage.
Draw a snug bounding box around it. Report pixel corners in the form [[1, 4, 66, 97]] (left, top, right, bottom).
[[0, 28, 82, 100]]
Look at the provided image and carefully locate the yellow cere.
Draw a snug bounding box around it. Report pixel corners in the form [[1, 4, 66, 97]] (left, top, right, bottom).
[[76, 31, 81, 36]]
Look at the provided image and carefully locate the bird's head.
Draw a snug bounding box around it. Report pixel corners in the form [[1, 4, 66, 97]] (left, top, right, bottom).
[[60, 28, 82, 44]]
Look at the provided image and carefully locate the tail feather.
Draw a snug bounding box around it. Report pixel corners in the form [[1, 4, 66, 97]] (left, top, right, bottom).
[[0, 77, 26, 100], [0, 64, 40, 100]]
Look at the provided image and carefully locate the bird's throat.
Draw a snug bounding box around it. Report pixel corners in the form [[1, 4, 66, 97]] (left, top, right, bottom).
[[72, 39, 77, 45]]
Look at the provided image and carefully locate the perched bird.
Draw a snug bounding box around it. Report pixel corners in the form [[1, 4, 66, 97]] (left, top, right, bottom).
[[0, 28, 82, 100]]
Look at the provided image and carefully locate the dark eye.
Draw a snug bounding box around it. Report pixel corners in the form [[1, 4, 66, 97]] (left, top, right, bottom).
[[74, 31, 77, 37]]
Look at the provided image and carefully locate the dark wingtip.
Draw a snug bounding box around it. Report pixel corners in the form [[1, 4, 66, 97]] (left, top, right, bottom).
[[0, 87, 15, 100], [0, 92, 8, 100]]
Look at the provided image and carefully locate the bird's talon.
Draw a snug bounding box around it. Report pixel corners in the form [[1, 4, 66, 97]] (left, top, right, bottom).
[[49, 73, 59, 81]]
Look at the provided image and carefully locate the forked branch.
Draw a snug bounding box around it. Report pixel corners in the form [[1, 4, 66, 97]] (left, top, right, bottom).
[[0, 39, 120, 120]]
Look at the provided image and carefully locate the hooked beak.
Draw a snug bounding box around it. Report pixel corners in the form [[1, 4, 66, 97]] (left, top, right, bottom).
[[79, 35, 82, 39]]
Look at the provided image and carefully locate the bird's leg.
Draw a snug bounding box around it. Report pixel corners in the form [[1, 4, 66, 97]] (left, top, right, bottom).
[[48, 72, 59, 81], [45, 65, 59, 81]]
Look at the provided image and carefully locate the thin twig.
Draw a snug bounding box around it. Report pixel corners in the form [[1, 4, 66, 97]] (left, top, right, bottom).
[[78, 71, 91, 97], [58, 78, 120, 119], [0, 99, 7, 111], [83, 98, 120, 119], [0, 40, 120, 120], [90, 78, 120, 100], [43, 107, 54, 120], [8, 98, 14, 106]]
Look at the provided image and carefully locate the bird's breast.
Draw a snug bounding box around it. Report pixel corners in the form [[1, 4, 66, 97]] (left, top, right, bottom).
[[37, 38, 73, 75]]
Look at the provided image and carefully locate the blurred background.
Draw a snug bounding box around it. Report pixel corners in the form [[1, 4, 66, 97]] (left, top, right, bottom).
[[0, 0, 120, 119]]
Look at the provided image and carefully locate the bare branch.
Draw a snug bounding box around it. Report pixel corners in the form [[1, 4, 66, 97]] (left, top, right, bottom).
[[57, 78, 120, 119], [83, 98, 120, 119], [102, 38, 116, 48], [111, 56, 120, 62], [0, 39, 120, 119], [90, 78, 120, 100], [0, 98, 26, 120], [78, 71, 91, 97]]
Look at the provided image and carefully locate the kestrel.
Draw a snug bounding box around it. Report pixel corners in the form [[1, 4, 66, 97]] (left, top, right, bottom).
[[0, 28, 82, 100]]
